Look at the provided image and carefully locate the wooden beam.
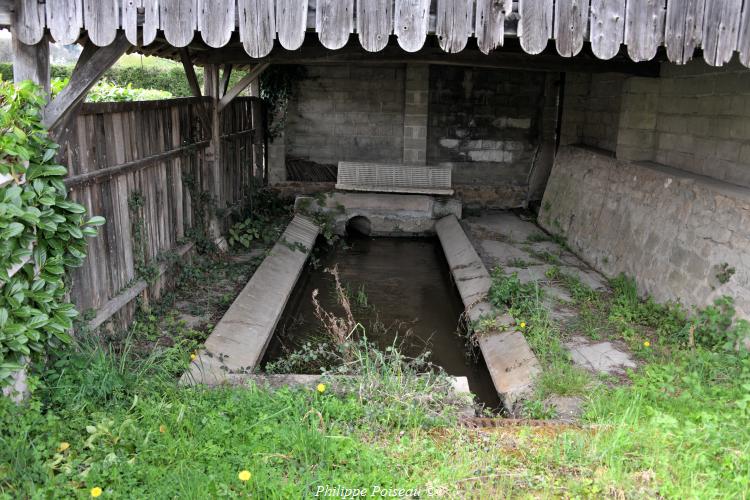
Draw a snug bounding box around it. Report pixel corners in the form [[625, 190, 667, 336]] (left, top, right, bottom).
[[51, 39, 99, 143], [179, 48, 202, 97], [43, 33, 131, 130], [12, 34, 50, 96], [217, 62, 270, 113], [220, 63, 233, 97]]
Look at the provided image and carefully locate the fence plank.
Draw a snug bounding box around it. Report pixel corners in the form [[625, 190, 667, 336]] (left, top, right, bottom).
[[357, 0, 392, 52], [436, 0, 472, 53], [475, 0, 511, 54], [160, 0, 196, 47], [740, 0, 750, 67], [590, 0, 626, 59], [395, 0, 430, 52], [664, 0, 704, 64], [239, 0, 275, 58], [702, 0, 742, 66], [277, 0, 308, 50], [47, 0, 82, 45], [317, 0, 354, 50], [14, 0, 45, 45], [84, 0, 119, 46], [198, 0, 234, 48], [518, 0, 553, 55], [555, 0, 590, 57]]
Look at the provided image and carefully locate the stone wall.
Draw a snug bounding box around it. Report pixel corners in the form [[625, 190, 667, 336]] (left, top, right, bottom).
[[284, 64, 405, 165], [560, 73, 626, 152], [427, 66, 547, 191], [540, 146, 750, 320]]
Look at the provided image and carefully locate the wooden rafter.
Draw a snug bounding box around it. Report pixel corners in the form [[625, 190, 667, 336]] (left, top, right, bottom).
[[43, 33, 131, 130], [220, 64, 234, 97], [217, 62, 270, 113]]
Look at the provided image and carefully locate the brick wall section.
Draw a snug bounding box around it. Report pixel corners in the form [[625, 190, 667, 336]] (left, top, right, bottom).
[[560, 72, 626, 152], [615, 78, 660, 161], [427, 66, 546, 189], [403, 64, 429, 164], [284, 64, 405, 165]]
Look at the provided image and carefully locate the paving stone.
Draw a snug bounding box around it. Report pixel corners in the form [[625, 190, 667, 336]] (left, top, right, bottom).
[[466, 212, 546, 243], [565, 335, 636, 375], [480, 240, 542, 267]]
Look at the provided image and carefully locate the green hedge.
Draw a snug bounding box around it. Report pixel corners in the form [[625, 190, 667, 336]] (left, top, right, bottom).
[[0, 63, 199, 97]]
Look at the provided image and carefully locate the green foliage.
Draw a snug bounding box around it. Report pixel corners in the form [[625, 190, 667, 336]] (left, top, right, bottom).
[[260, 65, 307, 138], [716, 262, 736, 284], [227, 189, 292, 249], [0, 81, 101, 389], [84, 79, 172, 102]]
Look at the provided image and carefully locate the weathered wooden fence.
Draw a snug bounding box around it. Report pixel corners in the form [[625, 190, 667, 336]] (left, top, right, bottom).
[[58, 96, 264, 329]]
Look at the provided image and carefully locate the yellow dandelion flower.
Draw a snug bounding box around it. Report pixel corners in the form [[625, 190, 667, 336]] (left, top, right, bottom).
[[520, 322, 526, 329], [643, 341, 650, 348], [159, 425, 167, 433], [316, 383, 326, 394], [190, 352, 197, 361], [58, 442, 70, 452], [238, 470, 251, 482], [90, 487, 103, 498]]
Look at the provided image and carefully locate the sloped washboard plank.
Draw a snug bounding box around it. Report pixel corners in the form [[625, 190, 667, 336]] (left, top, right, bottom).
[[199, 0, 234, 48], [357, 0, 392, 52], [740, 0, 750, 67], [475, 0, 511, 54], [664, 0, 704, 64], [518, 0, 553, 54], [47, 0, 82, 45], [160, 0, 196, 47], [395, 0, 430, 52], [436, 0, 473, 53], [14, 0, 46, 45], [84, 0, 119, 46], [702, 0, 742, 66], [277, 0, 307, 50], [590, 0, 626, 59], [317, 0, 353, 50], [142, 0, 160, 45], [555, 0, 590, 57], [624, 0, 666, 62], [240, 0, 275, 58]]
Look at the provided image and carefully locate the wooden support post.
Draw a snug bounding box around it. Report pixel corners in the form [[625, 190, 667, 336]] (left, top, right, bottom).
[[12, 33, 50, 96], [43, 33, 131, 131], [203, 64, 227, 249], [217, 62, 270, 113], [180, 48, 203, 97], [52, 40, 99, 144], [220, 64, 233, 97]]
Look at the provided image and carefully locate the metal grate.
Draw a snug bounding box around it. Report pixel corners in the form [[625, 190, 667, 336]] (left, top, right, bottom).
[[336, 162, 453, 195]]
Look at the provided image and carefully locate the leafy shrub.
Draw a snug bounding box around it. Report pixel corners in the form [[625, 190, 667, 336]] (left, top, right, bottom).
[[0, 80, 102, 390], [85, 80, 172, 102]]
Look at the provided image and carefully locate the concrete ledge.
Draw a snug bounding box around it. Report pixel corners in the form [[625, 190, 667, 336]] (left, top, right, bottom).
[[435, 215, 541, 412], [295, 191, 461, 236], [183, 215, 319, 385]]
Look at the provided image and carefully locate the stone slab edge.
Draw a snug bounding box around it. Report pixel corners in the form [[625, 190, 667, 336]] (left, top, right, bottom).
[[435, 215, 541, 411], [182, 215, 320, 386]]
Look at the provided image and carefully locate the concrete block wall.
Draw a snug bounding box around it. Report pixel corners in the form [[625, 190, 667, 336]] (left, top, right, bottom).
[[427, 66, 547, 201], [284, 64, 405, 166], [540, 146, 750, 321], [403, 64, 429, 164], [560, 72, 626, 153], [649, 60, 750, 187]]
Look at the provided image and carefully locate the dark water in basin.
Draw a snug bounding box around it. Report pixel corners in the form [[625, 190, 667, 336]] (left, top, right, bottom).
[[263, 236, 500, 408]]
